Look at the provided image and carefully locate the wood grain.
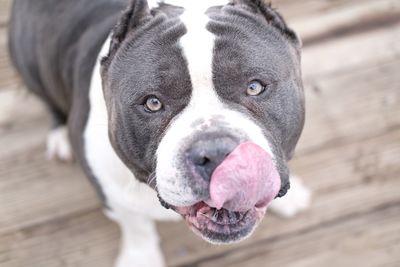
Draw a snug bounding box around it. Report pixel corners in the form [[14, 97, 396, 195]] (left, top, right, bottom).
[[299, 58, 400, 155], [0, 209, 119, 267], [0, 0, 11, 27], [0, 27, 19, 93], [290, 0, 400, 46]]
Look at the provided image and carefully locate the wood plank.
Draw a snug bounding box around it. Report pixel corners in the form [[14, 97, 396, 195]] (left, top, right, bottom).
[[194, 204, 400, 267], [0, 92, 48, 155], [0, 89, 45, 134], [0, 144, 101, 235], [0, 0, 11, 27], [302, 22, 400, 80], [0, 209, 119, 267], [159, 128, 400, 266], [288, 0, 400, 46], [0, 27, 19, 92], [272, 0, 370, 20], [298, 58, 400, 155]]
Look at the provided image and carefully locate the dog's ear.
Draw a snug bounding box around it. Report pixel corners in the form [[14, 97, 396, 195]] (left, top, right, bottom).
[[233, 0, 301, 47], [102, 0, 152, 67]]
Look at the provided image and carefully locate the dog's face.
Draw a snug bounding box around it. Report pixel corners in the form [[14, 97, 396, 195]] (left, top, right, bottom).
[[101, 0, 304, 243]]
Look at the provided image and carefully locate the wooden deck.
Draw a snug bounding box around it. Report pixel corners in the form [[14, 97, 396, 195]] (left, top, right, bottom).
[[1, 0, 400, 266]]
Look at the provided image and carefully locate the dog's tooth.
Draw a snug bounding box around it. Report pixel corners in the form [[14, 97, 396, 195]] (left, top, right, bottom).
[[223, 212, 230, 225], [223, 210, 230, 224], [201, 208, 214, 219], [227, 211, 237, 224], [217, 209, 226, 223], [211, 208, 219, 222], [211, 208, 226, 223]]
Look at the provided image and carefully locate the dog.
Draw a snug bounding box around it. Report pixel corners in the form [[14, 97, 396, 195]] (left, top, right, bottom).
[[9, 0, 311, 266]]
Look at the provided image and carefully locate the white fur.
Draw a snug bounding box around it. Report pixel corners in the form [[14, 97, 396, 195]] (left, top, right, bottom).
[[269, 175, 312, 218], [155, 3, 276, 207], [147, 0, 160, 9], [46, 126, 73, 162], [108, 210, 166, 267], [84, 38, 179, 267], [148, 0, 230, 10]]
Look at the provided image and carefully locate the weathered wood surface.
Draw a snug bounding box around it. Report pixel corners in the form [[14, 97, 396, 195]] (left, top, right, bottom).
[[1, 0, 400, 266], [0, 0, 11, 27], [195, 204, 400, 267]]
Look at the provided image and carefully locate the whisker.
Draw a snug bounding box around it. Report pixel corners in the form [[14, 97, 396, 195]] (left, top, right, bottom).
[[147, 172, 157, 188]]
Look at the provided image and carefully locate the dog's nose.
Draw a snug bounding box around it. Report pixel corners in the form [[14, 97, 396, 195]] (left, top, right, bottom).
[[187, 137, 238, 181]]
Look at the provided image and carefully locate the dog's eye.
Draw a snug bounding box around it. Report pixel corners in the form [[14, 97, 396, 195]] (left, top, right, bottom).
[[144, 96, 163, 112], [246, 81, 265, 96]]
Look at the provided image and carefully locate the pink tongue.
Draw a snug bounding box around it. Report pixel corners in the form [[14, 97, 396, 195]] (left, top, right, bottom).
[[206, 142, 281, 212]]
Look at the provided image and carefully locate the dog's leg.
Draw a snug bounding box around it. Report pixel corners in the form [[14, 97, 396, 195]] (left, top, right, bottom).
[[46, 125, 73, 162], [107, 211, 165, 267], [45, 105, 73, 162], [268, 175, 311, 218]]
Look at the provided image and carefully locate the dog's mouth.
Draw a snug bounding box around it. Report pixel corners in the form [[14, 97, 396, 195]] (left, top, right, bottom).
[[173, 201, 267, 243], [158, 142, 281, 243]]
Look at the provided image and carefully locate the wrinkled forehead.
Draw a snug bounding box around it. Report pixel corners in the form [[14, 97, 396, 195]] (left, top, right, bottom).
[[110, 0, 296, 92], [111, 1, 227, 91], [151, 0, 295, 74]]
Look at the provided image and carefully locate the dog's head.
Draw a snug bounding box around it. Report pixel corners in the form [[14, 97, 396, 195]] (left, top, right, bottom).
[[100, 0, 304, 243]]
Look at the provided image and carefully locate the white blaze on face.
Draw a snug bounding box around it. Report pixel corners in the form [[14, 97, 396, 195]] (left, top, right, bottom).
[[148, 0, 230, 10], [156, 1, 276, 207], [179, 2, 223, 113]]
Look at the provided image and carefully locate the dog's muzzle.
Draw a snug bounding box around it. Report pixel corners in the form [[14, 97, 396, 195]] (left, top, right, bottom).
[[165, 138, 281, 243]]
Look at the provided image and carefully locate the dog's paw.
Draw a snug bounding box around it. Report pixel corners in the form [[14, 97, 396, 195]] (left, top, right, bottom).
[[268, 175, 311, 218], [46, 126, 73, 162]]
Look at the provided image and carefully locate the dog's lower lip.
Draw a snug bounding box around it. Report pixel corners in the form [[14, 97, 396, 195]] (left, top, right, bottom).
[[172, 201, 266, 242], [197, 204, 247, 225]]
